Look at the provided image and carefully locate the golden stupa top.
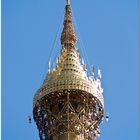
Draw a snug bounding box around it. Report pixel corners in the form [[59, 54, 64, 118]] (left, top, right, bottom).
[[33, 0, 104, 107]]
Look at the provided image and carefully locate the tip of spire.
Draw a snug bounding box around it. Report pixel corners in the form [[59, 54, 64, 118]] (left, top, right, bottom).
[[66, 0, 70, 5]]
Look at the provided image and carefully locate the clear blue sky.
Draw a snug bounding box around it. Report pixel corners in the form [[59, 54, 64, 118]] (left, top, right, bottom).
[[2, 0, 138, 140]]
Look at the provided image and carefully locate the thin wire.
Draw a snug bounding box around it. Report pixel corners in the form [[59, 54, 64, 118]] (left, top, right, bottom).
[[39, 12, 64, 85], [75, 21, 91, 75], [48, 14, 64, 64], [71, 7, 92, 76]]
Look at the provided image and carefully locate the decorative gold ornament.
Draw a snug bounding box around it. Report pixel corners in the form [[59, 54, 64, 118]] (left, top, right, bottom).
[[33, 1, 104, 140]]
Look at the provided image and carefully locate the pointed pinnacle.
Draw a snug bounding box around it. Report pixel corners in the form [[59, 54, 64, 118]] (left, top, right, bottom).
[[61, 0, 76, 48]]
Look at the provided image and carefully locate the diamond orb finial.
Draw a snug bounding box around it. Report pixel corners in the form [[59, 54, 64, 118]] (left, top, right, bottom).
[[67, 0, 70, 5]]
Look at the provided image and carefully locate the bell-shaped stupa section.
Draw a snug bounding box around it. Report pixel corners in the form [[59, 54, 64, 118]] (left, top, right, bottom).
[[33, 0, 104, 108]]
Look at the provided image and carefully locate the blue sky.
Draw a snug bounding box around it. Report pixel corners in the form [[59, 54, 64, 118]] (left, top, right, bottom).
[[2, 0, 138, 140]]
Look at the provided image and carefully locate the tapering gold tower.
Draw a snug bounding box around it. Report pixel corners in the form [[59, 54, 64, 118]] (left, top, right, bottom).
[[33, 0, 104, 140]]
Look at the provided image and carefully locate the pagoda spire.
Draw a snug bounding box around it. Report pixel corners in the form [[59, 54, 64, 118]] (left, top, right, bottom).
[[61, 0, 77, 49], [33, 1, 105, 140]]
